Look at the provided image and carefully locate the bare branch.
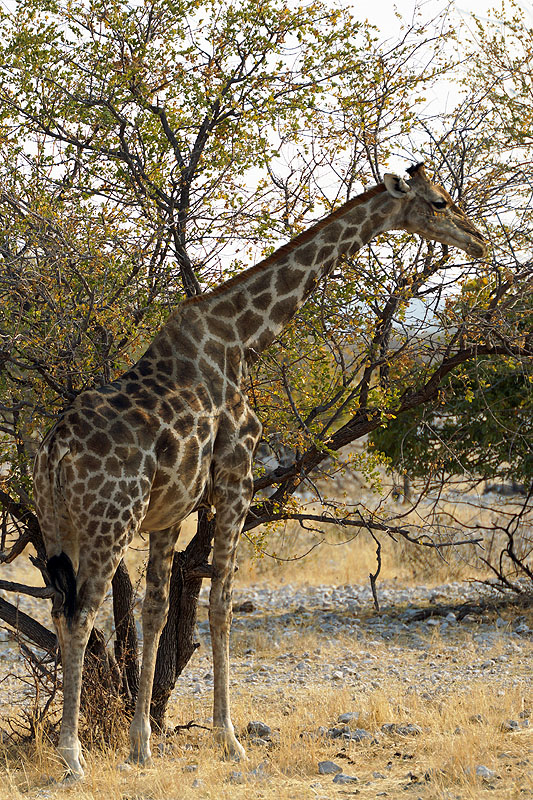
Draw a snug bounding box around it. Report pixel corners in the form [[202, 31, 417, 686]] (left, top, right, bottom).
[[0, 598, 56, 653], [0, 580, 54, 599]]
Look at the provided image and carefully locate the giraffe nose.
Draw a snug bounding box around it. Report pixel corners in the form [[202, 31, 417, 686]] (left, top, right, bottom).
[[468, 236, 488, 259], [467, 242, 487, 258]]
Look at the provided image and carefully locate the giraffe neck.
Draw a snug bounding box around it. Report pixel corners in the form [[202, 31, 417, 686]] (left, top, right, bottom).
[[193, 183, 397, 358], [144, 183, 398, 387]]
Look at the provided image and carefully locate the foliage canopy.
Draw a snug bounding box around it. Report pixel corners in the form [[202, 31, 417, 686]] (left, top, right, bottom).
[[0, 0, 531, 730]]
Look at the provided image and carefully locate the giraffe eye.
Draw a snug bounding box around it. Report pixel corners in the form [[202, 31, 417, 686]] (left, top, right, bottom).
[[432, 200, 447, 210]]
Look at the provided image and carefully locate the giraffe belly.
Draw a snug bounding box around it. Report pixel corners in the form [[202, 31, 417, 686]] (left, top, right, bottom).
[[140, 492, 201, 532], [140, 455, 212, 532]]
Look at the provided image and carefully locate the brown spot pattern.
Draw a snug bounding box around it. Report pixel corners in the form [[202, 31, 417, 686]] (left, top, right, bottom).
[[271, 297, 298, 325]]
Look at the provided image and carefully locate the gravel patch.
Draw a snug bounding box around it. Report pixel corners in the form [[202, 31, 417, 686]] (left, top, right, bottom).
[[0, 578, 530, 717], [166, 579, 532, 703]]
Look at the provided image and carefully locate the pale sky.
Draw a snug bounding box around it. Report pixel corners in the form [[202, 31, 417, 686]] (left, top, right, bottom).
[[357, 0, 533, 31], [335, 0, 532, 175]]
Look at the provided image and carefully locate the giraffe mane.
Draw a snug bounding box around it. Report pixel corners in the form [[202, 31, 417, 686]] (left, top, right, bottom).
[[185, 182, 387, 304]]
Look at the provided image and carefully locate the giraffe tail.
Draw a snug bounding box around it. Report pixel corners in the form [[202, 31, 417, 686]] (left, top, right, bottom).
[[39, 431, 78, 621], [46, 552, 77, 621]]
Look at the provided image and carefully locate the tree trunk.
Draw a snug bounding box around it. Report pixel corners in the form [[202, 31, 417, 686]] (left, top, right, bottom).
[[402, 474, 413, 504], [112, 559, 139, 712], [150, 509, 214, 730]]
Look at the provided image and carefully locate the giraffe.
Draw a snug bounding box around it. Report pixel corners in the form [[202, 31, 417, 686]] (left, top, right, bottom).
[[32, 163, 487, 780]]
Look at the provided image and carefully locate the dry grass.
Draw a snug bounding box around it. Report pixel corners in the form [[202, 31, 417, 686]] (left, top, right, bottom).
[[0, 651, 530, 799], [1, 587, 531, 799], [0, 480, 531, 799]]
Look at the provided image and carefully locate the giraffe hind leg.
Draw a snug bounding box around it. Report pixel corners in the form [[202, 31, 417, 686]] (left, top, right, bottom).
[[46, 551, 85, 778], [128, 525, 181, 765], [209, 473, 254, 762], [53, 612, 92, 781], [51, 548, 129, 780]]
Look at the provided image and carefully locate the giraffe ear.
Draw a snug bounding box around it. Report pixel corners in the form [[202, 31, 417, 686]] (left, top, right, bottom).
[[383, 174, 414, 199]]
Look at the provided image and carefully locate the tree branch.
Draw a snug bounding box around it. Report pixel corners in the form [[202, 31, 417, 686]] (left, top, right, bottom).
[[0, 598, 57, 653], [0, 581, 54, 599]]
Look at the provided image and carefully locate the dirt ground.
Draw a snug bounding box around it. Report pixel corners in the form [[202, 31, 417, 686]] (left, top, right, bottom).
[[0, 488, 531, 799]]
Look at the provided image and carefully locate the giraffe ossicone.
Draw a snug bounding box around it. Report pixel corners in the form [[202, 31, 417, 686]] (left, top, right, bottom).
[[33, 162, 487, 780]]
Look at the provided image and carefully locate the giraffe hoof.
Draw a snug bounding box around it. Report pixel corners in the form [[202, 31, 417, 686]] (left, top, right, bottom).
[[222, 738, 246, 762], [61, 769, 85, 785], [125, 752, 153, 768], [57, 742, 85, 781]]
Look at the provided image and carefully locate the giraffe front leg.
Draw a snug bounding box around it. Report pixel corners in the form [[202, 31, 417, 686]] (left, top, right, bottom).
[[53, 611, 94, 782], [209, 473, 254, 761], [128, 526, 181, 766], [210, 589, 246, 761]]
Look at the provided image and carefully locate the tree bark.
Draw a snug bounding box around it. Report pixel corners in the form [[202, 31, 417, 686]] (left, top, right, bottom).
[[0, 596, 57, 652], [150, 509, 214, 730], [112, 559, 140, 711], [402, 474, 413, 504]]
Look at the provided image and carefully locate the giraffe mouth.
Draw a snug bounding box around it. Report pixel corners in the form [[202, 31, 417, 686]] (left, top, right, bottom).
[[465, 234, 488, 259], [425, 229, 487, 259], [465, 237, 487, 258], [437, 221, 487, 259], [455, 214, 487, 259]]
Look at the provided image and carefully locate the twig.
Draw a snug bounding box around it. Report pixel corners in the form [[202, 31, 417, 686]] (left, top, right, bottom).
[[244, 510, 483, 549], [369, 533, 382, 612], [173, 720, 211, 734], [242, 531, 324, 562], [280, 363, 312, 436], [18, 641, 57, 681]]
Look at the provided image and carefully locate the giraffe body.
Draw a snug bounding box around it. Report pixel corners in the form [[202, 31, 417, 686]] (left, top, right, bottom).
[[33, 164, 487, 779]]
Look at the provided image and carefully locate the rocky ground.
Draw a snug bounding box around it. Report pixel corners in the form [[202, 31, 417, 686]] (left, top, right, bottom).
[[176, 579, 532, 701], [0, 576, 531, 798], [172, 579, 532, 798]]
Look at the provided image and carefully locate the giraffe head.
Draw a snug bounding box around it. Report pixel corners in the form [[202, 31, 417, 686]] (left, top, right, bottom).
[[383, 162, 487, 258]]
